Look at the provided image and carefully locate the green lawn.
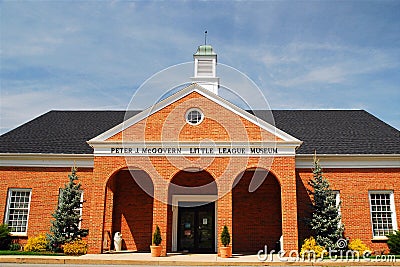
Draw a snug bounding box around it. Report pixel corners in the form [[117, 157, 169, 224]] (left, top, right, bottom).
[[321, 254, 400, 260], [0, 250, 65, 256]]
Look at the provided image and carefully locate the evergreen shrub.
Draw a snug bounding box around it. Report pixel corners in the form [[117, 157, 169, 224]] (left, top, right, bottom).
[[308, 154, 343, 249], [221, 225, 230, 247], [152, 225, 162, 246], [0, 224, 11, 250], [47, 167, 88, 252], [387, 231, 400, 254], [9, 243, 21, 251]]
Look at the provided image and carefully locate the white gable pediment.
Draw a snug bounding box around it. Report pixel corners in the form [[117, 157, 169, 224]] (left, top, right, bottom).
[[88, 84, 302, 156]]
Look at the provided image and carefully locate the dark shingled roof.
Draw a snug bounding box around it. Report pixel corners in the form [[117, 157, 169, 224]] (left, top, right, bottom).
[[255, 110, 400, 154], [0, 110, 399, 155], [0, 111, 138, 154]]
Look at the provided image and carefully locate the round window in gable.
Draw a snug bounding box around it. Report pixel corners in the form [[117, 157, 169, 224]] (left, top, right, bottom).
[[185, 108, 204, 125]]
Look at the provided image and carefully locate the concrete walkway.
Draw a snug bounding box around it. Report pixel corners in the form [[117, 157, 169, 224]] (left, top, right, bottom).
[[0, 252, 399, 266]]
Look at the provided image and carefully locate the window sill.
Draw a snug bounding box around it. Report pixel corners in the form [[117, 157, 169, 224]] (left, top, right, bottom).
[[10, 233, 28, 237], [372, 237, 389, 241]]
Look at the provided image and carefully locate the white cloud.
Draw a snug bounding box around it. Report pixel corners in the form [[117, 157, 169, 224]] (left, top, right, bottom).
[[239, 42, 398, 88], [1, 1, 399, 132], [275, 49, 397, 87], [0, 80, 131, 134]]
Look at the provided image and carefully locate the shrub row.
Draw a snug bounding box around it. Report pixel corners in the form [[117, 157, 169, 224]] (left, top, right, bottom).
[[23, 234, 87, 255], [300, 236, 400, 256], [0, 225, 87, 255]]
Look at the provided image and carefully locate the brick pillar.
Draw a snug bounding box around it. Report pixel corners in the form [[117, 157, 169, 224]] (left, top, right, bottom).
[[152, 184, 168, 256], [87, 157, 119, 254], [217, 191, 232, 248], [87, 178, 106, 254], [102, 181, 115, 251], [281, 173, 299, 252], [217, 173, 233, 255]]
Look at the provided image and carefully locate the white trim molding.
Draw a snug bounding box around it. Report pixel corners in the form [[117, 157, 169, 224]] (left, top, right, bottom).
[[0, 153, 94, 168], [2, 153, 398, 169], [88, 141, 300, 157], [171, 195, 218, 252], [295, 154, 400, 168]]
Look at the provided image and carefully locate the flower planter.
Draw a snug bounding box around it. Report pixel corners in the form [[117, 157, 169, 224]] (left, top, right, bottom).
[[219, 245, 232, 258], [150, 245, 162, 257]]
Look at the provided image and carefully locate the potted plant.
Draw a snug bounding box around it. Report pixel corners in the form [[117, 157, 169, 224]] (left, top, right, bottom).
[[150, 225, 162, 257], [219, 225, 232, 258]]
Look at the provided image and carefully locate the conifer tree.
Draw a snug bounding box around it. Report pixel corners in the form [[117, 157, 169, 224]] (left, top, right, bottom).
[[308, 153, 343, 249], [48, 167, 88, 251], [221, 225, 231, 247]]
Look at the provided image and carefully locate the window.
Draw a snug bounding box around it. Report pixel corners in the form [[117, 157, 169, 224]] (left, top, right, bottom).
[[5, 189, 32, 234], [369, 191, 397, 238], [186, 108, 204, 125], [333, 190, 343, 228], [333, 190, 341, 214]]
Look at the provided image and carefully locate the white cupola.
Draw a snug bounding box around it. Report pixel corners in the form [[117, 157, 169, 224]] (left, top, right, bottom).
[[191, 45, 220, 95]]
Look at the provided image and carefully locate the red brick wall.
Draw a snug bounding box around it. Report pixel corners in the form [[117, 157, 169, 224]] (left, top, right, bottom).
[[89, 155, 297, 255], [233, 170, 282, 253], [297, 168, 400, 253], [168, 170, 217, 198], [107, 91, 281, 142], [0, 167, 93, 246], [296, 171, 313, 245], [99, 91, 294, 255], [2, 162, 398, 255], [2, 90, 399, 257]]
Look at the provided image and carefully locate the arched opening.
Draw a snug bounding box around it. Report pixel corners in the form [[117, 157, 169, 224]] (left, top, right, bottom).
[[232, 169, 282, 253], [104, 169, 154, 251], [167, 169, 217, 253]]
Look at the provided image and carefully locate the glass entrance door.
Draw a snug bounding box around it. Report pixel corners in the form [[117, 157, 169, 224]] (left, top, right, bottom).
[[177, 202, 215, 252]]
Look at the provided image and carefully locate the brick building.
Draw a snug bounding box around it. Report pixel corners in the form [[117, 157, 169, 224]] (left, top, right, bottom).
[[0, 45, 399, 255]]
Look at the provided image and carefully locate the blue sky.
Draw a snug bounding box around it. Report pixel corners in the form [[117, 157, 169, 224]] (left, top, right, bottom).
[[1, 0, 399, 134]]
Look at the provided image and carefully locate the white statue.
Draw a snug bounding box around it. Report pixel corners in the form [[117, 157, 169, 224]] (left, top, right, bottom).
[[114, 232, 122, 251]]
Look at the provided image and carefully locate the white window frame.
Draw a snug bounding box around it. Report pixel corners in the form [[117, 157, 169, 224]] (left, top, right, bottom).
[[369, 190, 397, 239], [333, 190, 341, 214], [58, 189, 84, 229], [4, 188, 32, 235], [332, 190, 343, 228], [185, 108, 204, 126]]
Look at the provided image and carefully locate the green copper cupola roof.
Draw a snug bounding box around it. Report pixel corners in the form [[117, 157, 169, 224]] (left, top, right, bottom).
[[194, 45, 216, 56]]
